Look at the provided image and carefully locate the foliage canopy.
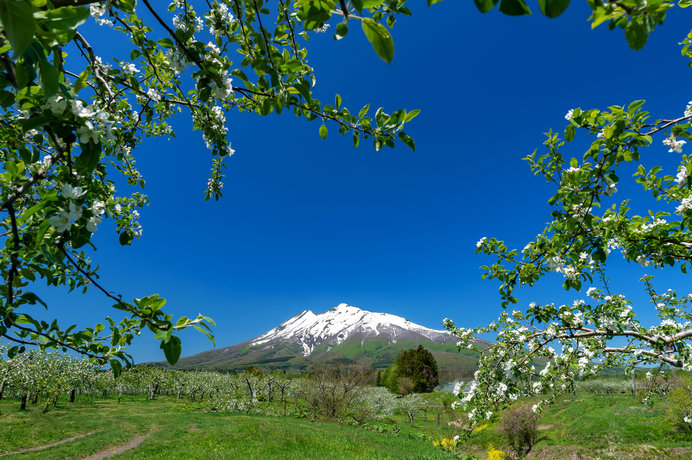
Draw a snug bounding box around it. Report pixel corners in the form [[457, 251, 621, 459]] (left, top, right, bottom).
[[0, 0, 689, 378]]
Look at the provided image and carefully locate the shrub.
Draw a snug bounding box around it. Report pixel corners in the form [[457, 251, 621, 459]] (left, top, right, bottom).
[[667, 375, 692, 433], [397, 377, 415, 395], [499, 405, 539, 458], [487, 444, 509, 460]]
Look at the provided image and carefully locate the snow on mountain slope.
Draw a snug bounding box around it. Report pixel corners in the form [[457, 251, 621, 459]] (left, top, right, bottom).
[[251, 303, 454, 356]]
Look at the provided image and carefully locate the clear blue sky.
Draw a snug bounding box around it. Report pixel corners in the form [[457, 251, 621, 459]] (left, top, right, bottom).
[[33, 2, 692, 363]]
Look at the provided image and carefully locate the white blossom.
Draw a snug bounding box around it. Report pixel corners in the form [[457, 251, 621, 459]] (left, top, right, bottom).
[[43, 95, 67, 115], [61, 184, 86, 199], [676, 167, 689, 187], [209, 77, 234, 99], [676, 196, 692, 215], [72, 100, 95, 118], [146, 88, 161, 102], [120, 62, 140, 75], [86, 216, 101, 232], [47, 212, 71, 232], [453, 382, 462, 396], [565, 109, 574, 121], [90, 3, 113, 26], [663, 135, 686, 153], [67, 202, 82, 221], [315, 23, 330, 33], [91, 201, 106, 215], [77, 121, 99, 144]]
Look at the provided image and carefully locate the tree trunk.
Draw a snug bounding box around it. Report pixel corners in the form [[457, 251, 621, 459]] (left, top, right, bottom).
[[118, 389, 122, 404], [43, 402, 50, 414], [437, 409, 440, 426], [32, 390, 39, 404], [0, 378, 6, 401], [20, 393, 27, 411], [149, 383, 159, 401], [52, 395, 58, 407], [408, 413, 414, 427], [423, 407, 427, 422], [283, 398, 287, 416], [70, 389, 76, 403], [177, 388, 182, 399]]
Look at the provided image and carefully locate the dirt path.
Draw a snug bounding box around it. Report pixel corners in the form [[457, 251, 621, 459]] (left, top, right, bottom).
[[79, 433, 150, 460], [0, 432, 96, 457]]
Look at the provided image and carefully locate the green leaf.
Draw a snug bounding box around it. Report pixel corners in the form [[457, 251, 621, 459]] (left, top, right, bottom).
[[361, 0, 384, 8], [537, 0, 569, 18], [627, 99, 645, 115], [624, 18, 650, 51], [473, 0, 499, 13], [427, 0, 444, 5], [335, 21, 348, 40], [19, 114, 49, 131], [0, 0, 37, 56], [351, 0, 363, 12], [160, 335, 181, 365], [69, 226, 91, 249], [564, 124, 575, 142], [158, 38, 175, 48], [319, 124, 328, 139], [37, 52, 59, 97], [404, 109, 420, 122], [75, 140, 101, 174], [296, 0, 335, 30], [398, 132, 415, 151], [499, 0, 531, 16], [192, 324, 216, 347], [119, 231, 133, 246], [109, 359, 122, 378], [361, 18, 394, 64], [73, 70, 89, 93], [42, 6, 89, 31]]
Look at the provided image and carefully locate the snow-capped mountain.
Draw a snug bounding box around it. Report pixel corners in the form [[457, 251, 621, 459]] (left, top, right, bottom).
[[171, 303, 483, 380], [251, 303, 454, 356]]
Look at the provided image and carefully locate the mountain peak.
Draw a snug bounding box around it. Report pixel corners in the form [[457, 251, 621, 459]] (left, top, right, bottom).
[[250, 303, 454, 356]]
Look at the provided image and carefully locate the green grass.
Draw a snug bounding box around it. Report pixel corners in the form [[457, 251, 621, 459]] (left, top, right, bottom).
[[3, 391, 692, 459], [0, 396, 454, 459], [451, 393, 692, 459]]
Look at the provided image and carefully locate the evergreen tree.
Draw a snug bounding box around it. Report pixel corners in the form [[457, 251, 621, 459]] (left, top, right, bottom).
[[390, 345, 439, 393]]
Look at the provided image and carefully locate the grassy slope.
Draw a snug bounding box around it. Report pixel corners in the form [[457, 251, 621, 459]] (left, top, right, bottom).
[[0, 397, 454, 460], [392, 392, 692, 459], [174, 337, 479, 380]]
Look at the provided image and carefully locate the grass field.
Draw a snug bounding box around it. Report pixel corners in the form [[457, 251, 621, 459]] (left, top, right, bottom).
[[390, 391, 692, 459], [2, 390, 692, 459], [0, 396, 454, 459]]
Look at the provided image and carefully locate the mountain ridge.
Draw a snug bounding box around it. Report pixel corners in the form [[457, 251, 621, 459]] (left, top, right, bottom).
[[170, 303, 483, 380]]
